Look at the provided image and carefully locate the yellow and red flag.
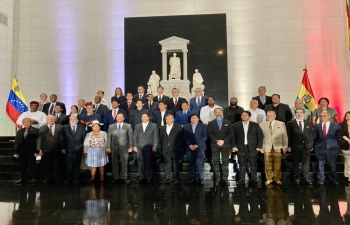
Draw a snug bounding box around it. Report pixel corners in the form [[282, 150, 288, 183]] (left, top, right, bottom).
[[6, 78, 28, 127], [296, 68, 317, 112]]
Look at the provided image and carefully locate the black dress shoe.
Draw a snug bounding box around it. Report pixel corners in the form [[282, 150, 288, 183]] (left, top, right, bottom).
[[222, 180, 230, 186], [302, 179, 312, 186], [188, 179, 196, 184], [198, 180, 204, 186], [237, 180, 245, 185], [161, 178, 172, 184], [122, 179, 130, 184], [147, 178, 152, 183], [318, 180, 324, 185], [15, 179, 26, 184], [251, 180, 259, 186], [173, 179, 179, 184], [331, 180, 339, 186], [295, 179, 301, 185]]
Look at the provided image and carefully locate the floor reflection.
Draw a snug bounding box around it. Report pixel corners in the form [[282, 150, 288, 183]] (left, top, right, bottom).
[[1, 181, 350, 224]]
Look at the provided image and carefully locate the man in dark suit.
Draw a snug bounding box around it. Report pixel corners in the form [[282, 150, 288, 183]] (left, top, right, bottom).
[[232, 111, 263, 186], [133, 112, 159, 184], [60, 116, 86, 184], [183, 114, 207, 186], [167, 88, 186, 114], [252, 86, 272, 110], [287, 108, 314, 185], [208, 108, 234, 186], [13, 118, 40, 184], [77, 99, 87, 115], [159, 114, 183, 184], [121, 92, 136, 117], [104, 99, 128, 131], [152, 101, 173, 128], [144, 93, 158, 120], [106, 113, 133, 184], [189, 88, 208, 114], [37, 115, 63, 184], [175, 101, 193, 126], [264, 94, 292, 123], [43, 94, 66, 115], [153, 86, 169, 102], [313, 111, 342, 185], [53, 105, 67, 125], [133, 86, 147, 103], [94, 95, 108, 120]]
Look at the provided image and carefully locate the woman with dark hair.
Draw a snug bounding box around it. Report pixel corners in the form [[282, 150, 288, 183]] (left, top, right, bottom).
[[311, 97, 338, 126], [340, 111, 350, 182], [111, 87, 126, 104], [65, 105, 79, 124]]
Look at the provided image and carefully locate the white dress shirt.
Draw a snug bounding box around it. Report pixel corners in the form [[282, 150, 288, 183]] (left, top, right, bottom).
[[160, 111, 165, 126], [200, 105, 222, 124], [142, 122, 149, 132], [243, 121, 250, 145], [166, 124, 173, 135], [249, 108, 266, 123]]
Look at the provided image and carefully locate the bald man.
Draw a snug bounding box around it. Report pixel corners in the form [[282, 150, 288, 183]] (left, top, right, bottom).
[[291, 99, 311, 121]]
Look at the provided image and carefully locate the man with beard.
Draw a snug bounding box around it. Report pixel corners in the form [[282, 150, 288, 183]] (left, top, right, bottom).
[[223, 97, 244, 124]]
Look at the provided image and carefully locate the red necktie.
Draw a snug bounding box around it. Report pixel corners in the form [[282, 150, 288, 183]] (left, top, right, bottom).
[[322, 123, 327, 136], [174, 98, 178, 107], [113, 109, 116, 120], [127, 102, 131, 109]]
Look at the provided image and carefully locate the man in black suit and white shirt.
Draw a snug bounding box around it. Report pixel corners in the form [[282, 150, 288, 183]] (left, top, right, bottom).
[[232, 111, 263, 186], [252, 86, 272, 110], [43, 94, 66, 115], [159, 114, 183, 184], [53, 105, 67, 125], [121, 92, 136, 117], [37, 115, 63, 184], [144, 93, 158, 120], [153, 86, 169, 103], [60, 116, 86, 184], [167, 88, 186, 114], [207, 108, 233, 186], [287, 108, 313, 185], [152, 101, 173, 128], [133, 86, 147, 103]]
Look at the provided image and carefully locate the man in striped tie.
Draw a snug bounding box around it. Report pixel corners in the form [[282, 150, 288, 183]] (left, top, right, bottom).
[[313, 111, 341, 185]]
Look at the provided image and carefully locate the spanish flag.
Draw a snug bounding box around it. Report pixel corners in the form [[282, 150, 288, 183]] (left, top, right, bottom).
[[347, 0, 350, 48], [296, 68, 317, 112], [6, 78, 28, 127]]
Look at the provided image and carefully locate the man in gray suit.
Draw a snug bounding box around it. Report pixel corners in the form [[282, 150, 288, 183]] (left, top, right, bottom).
[[133, 112, 159, 184], [106, 113, 133, 184]]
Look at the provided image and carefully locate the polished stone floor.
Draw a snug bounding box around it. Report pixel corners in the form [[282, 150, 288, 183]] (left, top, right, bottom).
[[1, 180, 350, 225]]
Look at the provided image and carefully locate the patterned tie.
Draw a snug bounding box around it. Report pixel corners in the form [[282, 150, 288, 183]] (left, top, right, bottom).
[[298, 121, 303, 132], [218, 120, 222, 130], [127, 102, 131, 109], [49, 126, 53, 136], [322, 123, 327, 136], [118, 124, 121, 133], [24, 128, 28, 139], [269, 122, 272, 134], [174, 98, 178, 107], [197, 97, 200, 106], [113, 109, 116, 120]]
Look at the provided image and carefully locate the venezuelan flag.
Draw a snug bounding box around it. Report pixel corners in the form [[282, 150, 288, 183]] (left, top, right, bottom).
[[6, 78, 28, 126], [347, 0, 350, 48], [296, 68, 317, 112]]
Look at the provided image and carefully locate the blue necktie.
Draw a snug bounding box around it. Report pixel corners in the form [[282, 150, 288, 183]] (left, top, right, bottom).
[[183, 111, 187, 117], [197, 97, 200, 106], [95, 104, 99, 113], [118, 124, 121, 133]]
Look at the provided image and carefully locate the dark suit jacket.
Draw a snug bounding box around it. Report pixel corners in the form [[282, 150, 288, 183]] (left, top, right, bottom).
[[37, 124, 62, 152], [167, 97, 186, 114], [60, 124, 86, 152], [78, 107, 87, 115], [152, 109, 174, 127], [111, 95, 127, 104], [286, 119, 313, 150], [55, 114, 67, 125], [103, 108, 128, 131], [314, 123, 341, 152], [129, 108, 149, 129], [183, 122, 207, 151], [175, 110, 193, 125], [95, 104, 108, 120], [252, 95, 272, 110], [43, 102, 66, 115], [133, 122, 159, 150], [207, 119, 233, 148], [153, 95, 169, 103], [133, 94, 147, 103], [340, 122, 350, 150], [231, 121, 263, 151], [120, 101, 137, 116], [160, 124, 183, 152], [144, 102, 159, 119], [264, 103, 292, 123], [14, 126, 39, 155], [189, 96, 208, 114]]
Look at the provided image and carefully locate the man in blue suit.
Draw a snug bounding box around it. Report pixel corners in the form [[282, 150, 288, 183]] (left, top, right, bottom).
[[189, 88, 208, 114], [104, 99, 128, 131], [183, 114, 207, 186], [175, 101, 193, 127], [314, 112, 342, 185]]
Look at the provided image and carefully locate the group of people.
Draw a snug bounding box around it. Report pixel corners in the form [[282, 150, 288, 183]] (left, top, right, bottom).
[[13, 85, 350, 187]]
